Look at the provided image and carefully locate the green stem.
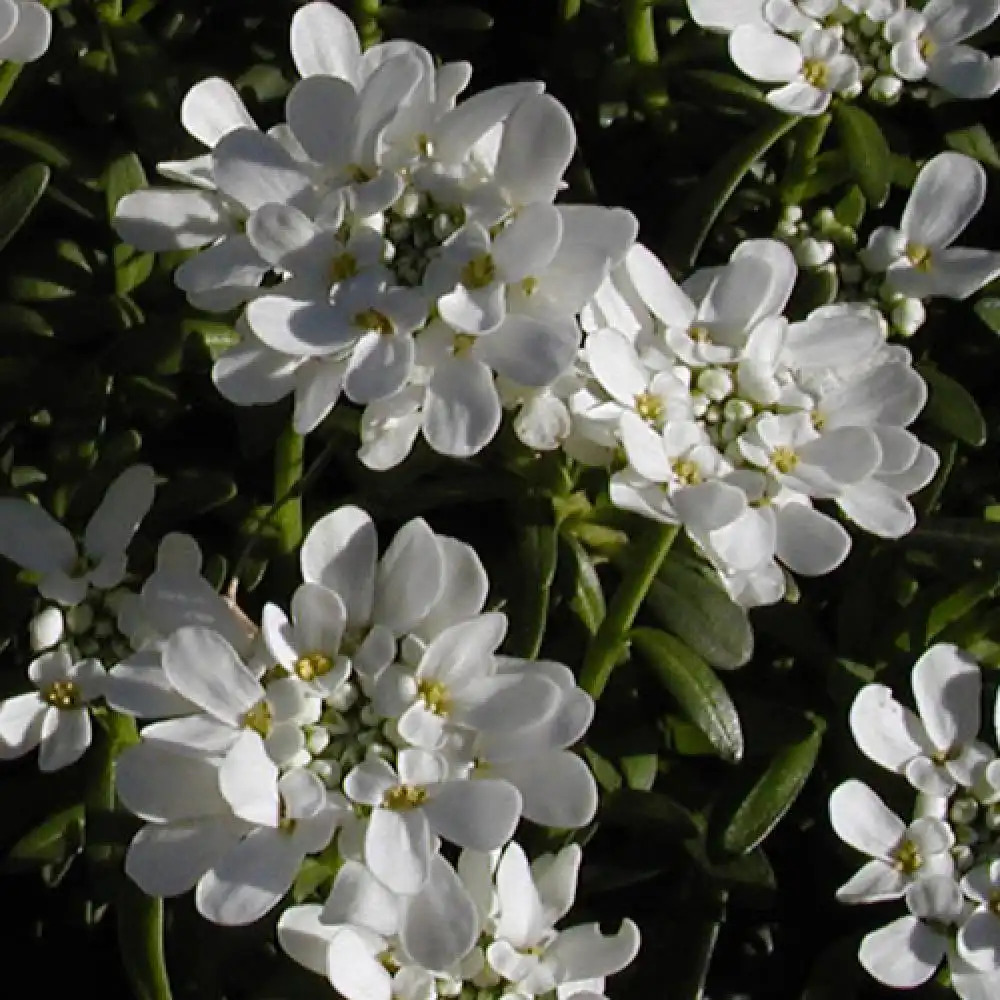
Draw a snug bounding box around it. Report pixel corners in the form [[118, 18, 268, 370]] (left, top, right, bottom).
[[579, 522, 679, 698], [624, 0, 658, 65], [561, 0, 581, 22], [354, 0, 381, 49], [273, 423, 304, 557]]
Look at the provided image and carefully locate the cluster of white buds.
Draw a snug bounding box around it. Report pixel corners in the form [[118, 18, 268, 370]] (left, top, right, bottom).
[[832, 644, 1000, 997], [687, 0, 1000, 113]]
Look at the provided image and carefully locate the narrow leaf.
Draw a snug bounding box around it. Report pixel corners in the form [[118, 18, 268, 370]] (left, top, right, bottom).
[[919, 363, 987, 447], [0, 163, 50, 253], [833, 104, 891, 208], [631, 627, 743, 762]]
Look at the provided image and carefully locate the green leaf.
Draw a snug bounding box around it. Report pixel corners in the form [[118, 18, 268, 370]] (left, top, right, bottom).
[[919, 363, 987, 447], [0, 163, 50, 253], [564, 535, 606, 635], [631, 627, 743, 762], [833, 185, 866, 229], [621, 753, 658, 791], [600, 788, 699, 838], [117, 879, 173, 1000], [5, 804, 84, 868], [975, 297, 1000, 334], [715, 721, 823, 855], [645, 556, 752, 669], [946, 124, 1000, 169], [666, 111, 801, 269], [505, 502, 558, 659], [905, 518, 1000, 563], [104, 152, 147, 220], [833, 103, 891, 208]]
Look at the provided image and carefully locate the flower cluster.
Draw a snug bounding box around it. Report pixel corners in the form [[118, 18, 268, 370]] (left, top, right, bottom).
[[277, 841, 639, 1000], [567, 237, 937, 606], [0, 468, 629, 992], [776, 151, 1000, 339], [687, 0, 1000, 113], [832, 644, 1000, 996], [114, 1, 635, 467]]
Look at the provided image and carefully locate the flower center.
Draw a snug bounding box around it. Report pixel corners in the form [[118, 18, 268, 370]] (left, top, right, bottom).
[[690, 324, 712, 343], [891, 838, 922, 875], [295, 651, 334, 682], [634, 391, 664, 424], [772, 446, 799, 474], [417, 679, 451, 716], [68, 553, 96, 580], [383, 784, 428, 811], [461, 253, 496, 289], [802, 59, 829, 89], [42, 679, 82, 710], [347, 164, 376, 184], [672, 459, 702, 486], [906, 242, 933, 272], [329, 252, 359, 284], [453, 333, 477, 357], [919, 35, 937, 61], [242, 700, 272, 738], [520, 276, 539, 296], [353, 308, 395, 336]]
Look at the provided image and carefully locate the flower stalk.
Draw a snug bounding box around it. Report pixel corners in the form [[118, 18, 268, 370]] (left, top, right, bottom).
[[580, 522, 680, 698]]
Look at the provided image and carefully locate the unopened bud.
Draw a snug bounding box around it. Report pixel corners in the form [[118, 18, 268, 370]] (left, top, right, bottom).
[[66, 604, 94, 636], [696, 368, 733, 402], [869, 74, 903, 103], [794, 238, 835, 269], [30, 607, 65, 651], [891, 297, 926, 337], [950, 797, 978, 826]]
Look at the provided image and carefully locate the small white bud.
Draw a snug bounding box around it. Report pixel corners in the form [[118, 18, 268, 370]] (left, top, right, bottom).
[[309, 759, 340, 787], [305, 726, 330, 756], [66, 603, 94, 636], [696, 368, 733, 402], [782, 205, 803, 225], [704, 404, 721, 425], [723, 398, 754, 423], [29, 607, 65, 651], [952, 844, 975, 871], [950, 797, 978, 826], [794, 238, 835, 269], [393, 188, 420, 218], [891, 297, 926, 337], [869, 74, 903, 103], [327, 681, 357, 713], [841, 80, 863, 100], [689, 391, 709, 418]]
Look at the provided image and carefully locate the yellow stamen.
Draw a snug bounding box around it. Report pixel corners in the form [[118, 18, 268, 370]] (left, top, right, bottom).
[[42, 679, 82, 710], [634, 391, 664, 424], [461, 253, 496, 290], [417, 679, 451, 716], [772, 446, 799, 475], [802, 58, 829, 89], [453, 333, 477, 357], [295, 652, 334, 682], [329, 253, 359, 283], [353, 308, 395, 336], [672, 459, 702, 486], [382, 785, 428, 811], [891, 839, 923, 875], [906, 243, 933, 272], [242, 700, 272, 738]]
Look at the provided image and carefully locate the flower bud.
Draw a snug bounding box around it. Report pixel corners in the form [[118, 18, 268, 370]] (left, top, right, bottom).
[[30, 607, 65, 651], [891, 297, 926, 337], [696, 368, 733, 402], [950, 797, 978, 826], [723, 398, 754, 423], [869, 74, 903, 103], [795, 238, 835, 269], [393, 188, 420, 219], [66, 603, 94, 635]]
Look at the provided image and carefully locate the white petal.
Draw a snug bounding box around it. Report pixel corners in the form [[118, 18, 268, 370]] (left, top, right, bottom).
[[903, 152, 986, 249], [322, 859, 401, 937], [181, 77, 256, 148], [326, 928, 392, 1000], [294, 361, 345, 433], [547, 919, 641, 981], [767, 81, 831, 116], [114, 189, 230, 251], [197, 827, 302, 925], [213, 340, 299, 407], [494, 842, 546, 948], [126, 818, 243, 897], [496, 752, 598, 828], [624, 243, 696, 328], [0, 499, 75, 575], [424, 779, 521, 851], [0, 2, 50, 62], [375, 518, 444, 635], [212, 129, 309, 212], [835, 860, 908, 904], [729, 26, 802, 83], [419, 614, 507, 688], [477, 315, 579, 387], [290, 1, 361, 84], [928, 45, 1000, 99], [775, 503, 851, 575], [218, 731, 280, 826], [423, 357, 501, 458], [162, 627, 263, 726], [300, 506, 377, 626], [38, 709, 90, 771], [859, 916, 944, 988], [495, 94, 575, 206], [345, 331, 414, 404], [285, 75, 358, 164], [0, 693, 45, 755], [586, 328, 648, 407], [116, 742, 228, 822], [828, 779, 906, 858], [84, 465, 155, 564], [277, 904, 338, 976], [401, 855, 480, 971], [366, 807, 432, 896], [912, 643, 981, 751], [849, 684, 929, 772], [492, 205, 563, 283], [958, 911, 1000, 972]]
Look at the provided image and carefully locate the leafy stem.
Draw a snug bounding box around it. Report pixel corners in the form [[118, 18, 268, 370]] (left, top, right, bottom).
[[579, 521, 680, 698]]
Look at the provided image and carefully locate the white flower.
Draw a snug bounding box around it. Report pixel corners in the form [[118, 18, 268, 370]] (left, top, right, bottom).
[[0, 649, 105, 771], [862, 152, 1000, 300], [344, 747, 522, 895], [686, 0, 768, 32], [859, 875, 966, 988], [958, 860, 1000, 972], [829, 779, 955, 903], [0, 465, 155, 606], [849, 643, 992, 796], [729, 24, 861, 115], [886, 0, 1000, 99], [0, 1, 51, 63]]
